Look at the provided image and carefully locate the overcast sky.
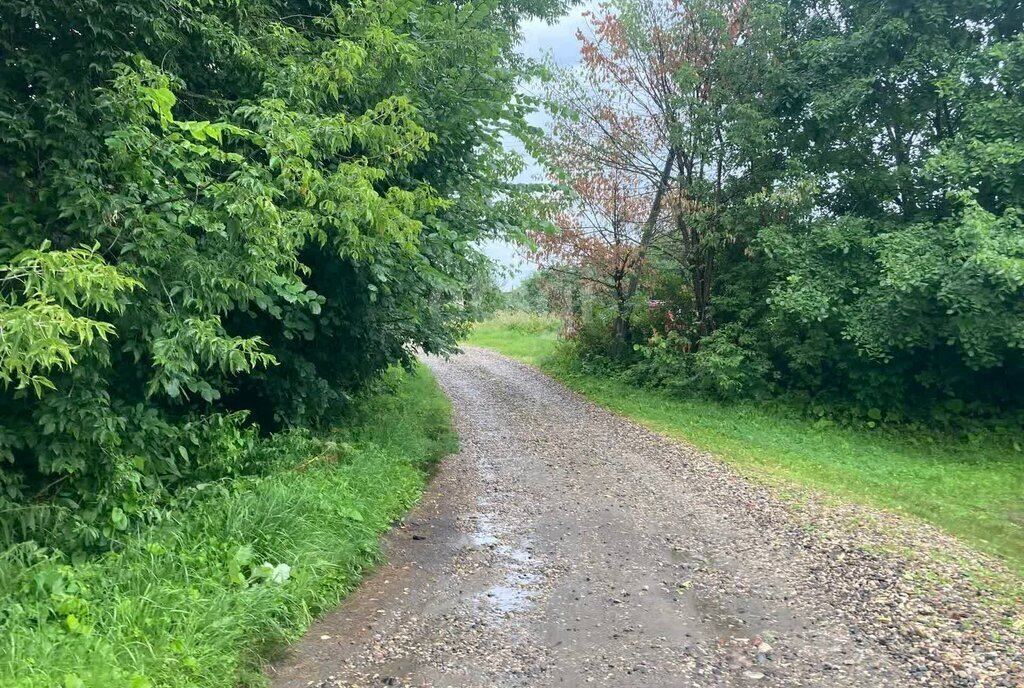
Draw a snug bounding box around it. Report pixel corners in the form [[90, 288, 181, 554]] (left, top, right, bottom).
[[482, 6, 592, 289]]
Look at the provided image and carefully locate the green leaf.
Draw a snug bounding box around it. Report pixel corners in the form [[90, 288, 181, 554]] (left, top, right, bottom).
[[110, 507, 128, 531], [339, 506, 364, 522]]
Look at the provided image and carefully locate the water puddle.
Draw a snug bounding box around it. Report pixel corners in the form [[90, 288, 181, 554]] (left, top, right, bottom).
[[458, 511, 500, 548], [667, 545, 756, 644], [694, 594, 748, 640], [482, 583, 534, 613], [503, 546, 533, 564], [463, 501, 544, 617], [669, 545, 712, 570], [477, 542, 543, 616]]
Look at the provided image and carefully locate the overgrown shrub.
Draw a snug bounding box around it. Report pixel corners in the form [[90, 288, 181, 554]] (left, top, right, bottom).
[[628, 331, 692, 393], [0, 366, 456, 687], [628, 326, 771, 400], [689, 326, 772, 400], [0, 0, 558, 548]]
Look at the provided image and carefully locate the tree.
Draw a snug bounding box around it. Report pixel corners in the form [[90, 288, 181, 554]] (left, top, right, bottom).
[[533, 167, 670, 355], [540, 0, 776, 350], [536, 1, 683, 355], [0, 0, 562, 547], [757, 0, 1024, 406]]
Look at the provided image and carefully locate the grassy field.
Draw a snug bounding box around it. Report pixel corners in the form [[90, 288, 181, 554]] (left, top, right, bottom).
[[0, 365, 457, 688], [467, 318, 1024, 573], [464, 310, 561, 365]]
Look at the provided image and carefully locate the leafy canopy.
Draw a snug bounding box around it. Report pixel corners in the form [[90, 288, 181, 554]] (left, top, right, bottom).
[[0, 0, 561, 547]]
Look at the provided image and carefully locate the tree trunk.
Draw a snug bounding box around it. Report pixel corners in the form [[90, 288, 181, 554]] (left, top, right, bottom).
[[610, 278, 631, 359], [691, 250, 714, 339], [623, 151, 675, 303], [611, 311, 631, 359], [607, 150, 675, 360]]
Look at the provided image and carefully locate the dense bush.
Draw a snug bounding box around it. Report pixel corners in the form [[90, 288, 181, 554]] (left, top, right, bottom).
[[0, 365, 456, 687], [536, 0, 1024, 423], [748, 0, 1024, 411], [627, 325, 771, 400], [0, 0, 557, 547]]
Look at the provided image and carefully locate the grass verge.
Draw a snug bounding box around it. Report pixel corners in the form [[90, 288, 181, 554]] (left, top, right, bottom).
[[0, 365, 456, 688], [466, 321, 1024, 574]]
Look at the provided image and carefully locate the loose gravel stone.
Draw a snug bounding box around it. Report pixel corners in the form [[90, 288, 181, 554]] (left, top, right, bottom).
[[269, 348, 1024, 688]]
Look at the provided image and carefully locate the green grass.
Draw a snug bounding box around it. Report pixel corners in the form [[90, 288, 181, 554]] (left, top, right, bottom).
[[464, 310, 561, 365], [0, 365, 457, 688], [466, 321, 1024, 574]]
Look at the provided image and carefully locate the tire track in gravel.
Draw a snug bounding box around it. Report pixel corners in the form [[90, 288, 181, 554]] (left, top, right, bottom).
[[269, 347, 1023, 688]]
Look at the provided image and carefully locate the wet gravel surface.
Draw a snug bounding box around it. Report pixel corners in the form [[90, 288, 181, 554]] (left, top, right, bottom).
[[270, 348, 1024, 688]]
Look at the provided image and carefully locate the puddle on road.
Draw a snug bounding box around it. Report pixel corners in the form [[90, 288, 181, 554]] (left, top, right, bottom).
[[458, 511, 500, 548], [477, 542, 543, 616], [694, 593, 748, 640], [483, 583, 533, 613], [462, 501, 545, 617], [504, 545, 533, 564], [667, 545, 758, 645], [670, 545, 713, 570]]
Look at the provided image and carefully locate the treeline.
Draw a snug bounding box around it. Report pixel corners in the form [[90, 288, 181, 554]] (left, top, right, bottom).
[[532, 0, 1024, 423], [0, 0, 558, 548]]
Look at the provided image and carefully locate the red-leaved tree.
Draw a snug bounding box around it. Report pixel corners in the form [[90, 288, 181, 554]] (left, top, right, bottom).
[[536, 0, 766, 350], [533, 165, 669, 354]]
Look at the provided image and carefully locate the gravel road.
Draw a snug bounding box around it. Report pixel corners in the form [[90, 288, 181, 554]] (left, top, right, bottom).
[[270, 348, 1023, 688]]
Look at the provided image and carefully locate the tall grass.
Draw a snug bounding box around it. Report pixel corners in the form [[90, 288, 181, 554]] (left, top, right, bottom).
[[467, 311, 560, 365], [0, 365, 456, 687], [480, 309, 561, 334], [465, 321, 1024, 573]]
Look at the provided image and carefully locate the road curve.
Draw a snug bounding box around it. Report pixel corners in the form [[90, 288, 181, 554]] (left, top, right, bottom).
[[269, 347, 1021, 688]]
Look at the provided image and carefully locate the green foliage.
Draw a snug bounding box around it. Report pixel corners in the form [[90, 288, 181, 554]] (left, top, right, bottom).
[[689, 326, 772, 399], [0, 0, 558, 545], [747, 0, 1024, 409], [0, 365, 456, 687], [465, 267, 507, 321], [629, 325, 771, 399], [541, 0, 1024, 420], [628, 331, 692, 392], [1, 244, 140, 395]]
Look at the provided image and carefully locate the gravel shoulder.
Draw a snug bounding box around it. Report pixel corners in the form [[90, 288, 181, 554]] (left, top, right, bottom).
[[269, 348, 1023, 688]]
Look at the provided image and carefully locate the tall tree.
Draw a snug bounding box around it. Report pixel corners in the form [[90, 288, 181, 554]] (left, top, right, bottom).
[[538, 1, 679, 354], [759, 0, 1024, 406], [541, 0, 777, 348]]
